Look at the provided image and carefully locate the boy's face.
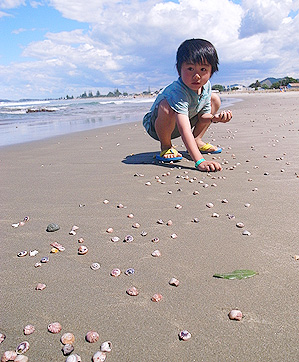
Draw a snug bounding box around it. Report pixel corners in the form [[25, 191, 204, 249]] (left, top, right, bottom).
[[180, 61, 212, 94]]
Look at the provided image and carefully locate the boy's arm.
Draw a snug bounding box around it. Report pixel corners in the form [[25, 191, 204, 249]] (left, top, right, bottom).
[[175, 113, 222, 172]]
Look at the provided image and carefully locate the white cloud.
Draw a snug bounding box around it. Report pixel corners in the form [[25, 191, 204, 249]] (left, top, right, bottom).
[[0, 0, 25, 8]]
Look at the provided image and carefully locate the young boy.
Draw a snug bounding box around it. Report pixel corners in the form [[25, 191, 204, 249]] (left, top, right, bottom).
[[143, 38, 232, 172]]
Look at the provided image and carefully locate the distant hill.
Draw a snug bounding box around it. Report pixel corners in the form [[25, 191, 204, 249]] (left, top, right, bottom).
[[260, 77, 282, 87]]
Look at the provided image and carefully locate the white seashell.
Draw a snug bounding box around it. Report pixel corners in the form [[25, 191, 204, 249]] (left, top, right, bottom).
[[35, 283, 46, 290], [151, 237, 159, 243], [34, 262, 42, 268], [15, 355, 29, 362], [16, 341, 29, 354], [66, 354, 81, 362], [127, 213, 134, 218], [169, 277, 180, 287], [103, 199, 109, 204], [78, 245, 88, 255], [71, 225, 79, 231], [166, 220, 173, 226], [171, 233, 177, 239], [110, 268, 121, 277], [61, 332, 75, 345], [106, 227, 113, 233], [178, 330, 191, 341], [85, 331, 99, 343], [132, 222, 140, 228], [62, 344, 74, 356], [175, 204, 182, 209], [23, 324, 35, 335], [0, 333, 6, 344], [221, 199, 228, 203], [12, 223, 20, 228], [48, 322, 62, 334], [78, 237, 84, 243], [90, 262, 100, 270], [92, 351, 106, 362], [1, 351, 17, 362], [206, 202, 214, 208], [145, 182, 151, 186], [124, 235, 134, 243], [100, 341, 112, 352], [151, 250, 161, 257], [29, 250, 38, 257], [17, 251, 27, 257], [242, 230, 251, 236], [236, 222, 245, 228], [212, 213, 219, 218], [69, 230, 76, 235], [228, 309, 243, 321], [111, 236, 120, 242], [244, 203, 251, 207]]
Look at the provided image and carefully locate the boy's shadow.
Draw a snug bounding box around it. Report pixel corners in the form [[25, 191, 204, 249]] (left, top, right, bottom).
[[122, 151, 194, 170]]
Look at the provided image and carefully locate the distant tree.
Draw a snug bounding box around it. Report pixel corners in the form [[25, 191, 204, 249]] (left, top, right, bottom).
[[271, 82, 280, 89], [261, 84, 269, 89], [212, 84, 224, 92], [107, 91, 114, 97], [88, 91, 93, 98], [81, 91, 87, 98], [114, 89, 121, 97], [123, 92, 128, 96], [249, 80, 261, 89], [96, 90, 100, 97]]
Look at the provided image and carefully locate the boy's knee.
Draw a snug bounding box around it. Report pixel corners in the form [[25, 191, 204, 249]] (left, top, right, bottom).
[[211, 93, 221, 114]]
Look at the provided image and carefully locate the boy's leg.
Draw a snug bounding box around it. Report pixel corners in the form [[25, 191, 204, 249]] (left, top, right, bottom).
[[154, 99, 182, 159], [193, 93, 221, 150]]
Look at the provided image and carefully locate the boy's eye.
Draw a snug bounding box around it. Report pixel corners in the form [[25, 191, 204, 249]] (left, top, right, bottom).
[[187, 67, 194, 71]]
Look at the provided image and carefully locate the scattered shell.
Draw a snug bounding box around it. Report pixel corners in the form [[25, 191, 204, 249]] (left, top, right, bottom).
[[78, 237, 84, 243], [90, 262, 101, 270], [145, 182, 151, 186], [78, 245, 88, 255], [226, 214, 235, 220], [169, 277, 180, 287], [106, 227, 113, 233], [48, 322, 62, 334], [46, 223, 60, 232], [23, 325, 35, 335], [151, 237, 160, 243], [62, 344, 74, 356], [71, 225, 79, 231], [92, 351, 106, 362], [293, 255, 299, 261], [29, 250, 38, 257], [69, 230, 76, 235], [151, 250, 161, 257], [228, 309, 243, 321], [66, 354, 81, 362], [40, 256, 49, 263], [51, 248, 59, 253], [193, 190, 199, 195], [100, 341, 112, 353], [126, 286, 139, 296], [16, 341, 29, 354], [117, 203, 124, 208], [12, 223, 20, 228], [236, 222, 245, 228], [206, 203, 214, 208], [242, 230, 251, 236], [35, 283, 46, 290], [141, 231, 147, 236], [85, 331, 99, 343], [51, 241, 65, 251], [178, 330, 191, 341], [0, 333, 6, 344], [175, 204, 182, 209], [34, 262, 42, 268], [17, 251, 27, 257], [244, 203, 251, 207], [132, 222, 140, 228], [212, 213, 219, 218], [110, 268, 121, 277], [193, 218, 199, 223], [221, 199, 228, 203], [61, 333, 75, 345], [151, 293, 163, 302], [124, 235, 134, 243], [127, 213, 134, 218], [157, 219, 164, 224], [15, 355, 29, 362], [103, 199, 109, 204], [171, 233, 178, 239], [1, 351, 17, 362], [111, 236, 120, 242], [166, 220, 173, 226], [125, 268, 135, 275]]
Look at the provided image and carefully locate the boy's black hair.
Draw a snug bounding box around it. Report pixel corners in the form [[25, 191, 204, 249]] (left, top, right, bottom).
[[176, 39, 219, 76]]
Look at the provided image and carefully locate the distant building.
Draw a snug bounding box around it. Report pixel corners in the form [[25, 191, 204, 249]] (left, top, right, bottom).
[[287, 83, 299, 89]]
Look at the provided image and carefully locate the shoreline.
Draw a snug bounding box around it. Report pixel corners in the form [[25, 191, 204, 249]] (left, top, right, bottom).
[[1, 91, 299, 361]]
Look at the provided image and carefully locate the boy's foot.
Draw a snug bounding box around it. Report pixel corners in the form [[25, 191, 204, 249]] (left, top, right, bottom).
[[198, 142, 222, 154], [156, 147, 183, 162]]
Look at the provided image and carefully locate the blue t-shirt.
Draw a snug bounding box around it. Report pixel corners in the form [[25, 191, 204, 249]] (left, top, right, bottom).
[[143, 77, 212, 140]]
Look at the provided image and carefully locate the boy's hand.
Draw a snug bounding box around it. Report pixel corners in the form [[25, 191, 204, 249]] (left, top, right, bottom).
[[212, 110, 232, 123], [197, 160, 222, 172]]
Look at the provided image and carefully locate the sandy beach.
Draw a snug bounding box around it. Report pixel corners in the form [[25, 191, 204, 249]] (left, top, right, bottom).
[[1, 91, 299, 361]]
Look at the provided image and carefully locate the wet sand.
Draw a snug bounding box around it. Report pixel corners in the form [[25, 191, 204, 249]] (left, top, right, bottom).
[[1, 91, 299, 361]]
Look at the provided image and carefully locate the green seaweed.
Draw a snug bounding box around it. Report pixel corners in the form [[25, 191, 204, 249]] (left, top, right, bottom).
[[213, 269, 257, 280]]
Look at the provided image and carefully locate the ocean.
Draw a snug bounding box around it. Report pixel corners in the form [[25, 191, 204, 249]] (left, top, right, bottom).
[[0, 96, 241, 147]]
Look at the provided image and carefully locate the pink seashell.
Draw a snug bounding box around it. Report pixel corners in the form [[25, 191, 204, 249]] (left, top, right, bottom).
[[151, 237, 159, 243], [126, 286, 139, 296], [151, 250, 161, 257], [0, 333, 6, 344], [16, 341, 29, 354], [171, 233, 177, 239], [15, 355, 28, 362], [78, 237, 84, 243], [1, 351, 17, 362], [206, 202, 214, 208], [85, 331, 99, 343], [92, 351, 106, 362], [169, 277, 180, 287], [78, 245, 88, 255], [110, 268, 121, 277], [23, 324, 35, 335], [100, 341, 112, 352], [35, 283, 46, 290], [47, 322, 62, 334], [66, 354, 81, 362], [228, 309, 243, 321], [127, 213, 134, 218], [106, 227, 113, 233], [166, 220, 173, 226], [61, 332, 75, 345], [132, 222, 140, 228], [151, 293, 163, 302]]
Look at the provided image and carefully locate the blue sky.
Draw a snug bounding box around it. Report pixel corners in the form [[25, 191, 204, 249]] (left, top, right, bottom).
[[0, 0, 299, 100]]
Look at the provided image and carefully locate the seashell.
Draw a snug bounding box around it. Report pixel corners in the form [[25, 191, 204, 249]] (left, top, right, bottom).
[[221, 198, 228, 203], [15, 355, 29, 362], [157, 219, 164, 224], [293, 255, 299, 261], [242, 230, 251, 236], [35, 283, 46, 290], [78, 245, 88, 255], [125, 268, 135, 275], [166, 220, 173, 226], [69, 230, 76, 235], [106, 227, 113, 233], [100, 341, 112, 352], [169, 277, 180, 287], [1, 351, 17, 362], [226, 214, 235, 219], [34, 262, 41, 268], [175, 204, 182, 209], [132, 223, 140, 228], [171, 233, 177, 239], [140, 231, 147, 236], [71, 225, 79, 231], [193, 218, 199, 223], [16, 341, 29, 354], [111, 236, 120, 242], [40, 256, 49, 263], [178, 330, 191, 341], [126, 286, 139, 296], [151, 250, 161, 257], [124, 235, 134, 243], [0, 333, 6, 344], [62, 344, 74, 356], [151, 293, 163, 302], [61, 332, 75, 345], [23, 216, 29, 222], [145, 182, 151, 186], [46, 223, 60, 232], [117, 203, 124, 208], [51, 247, 59, 253], [103, 199, 109, 204], [151, 237, 159, 243], [17, 251, 27, 257], [78, 237, 84, 243], [48, 322, 62, 334], [90, 262, 100, 270], [206, 202, 214, 208], [50, 241, 65, 251], [110, 268, 121, 277], [66, 354, 81, 362], [244, 203, 251, 207], [228, 309, 243, 321], [193, 190, 199, 195], [29, 250, 38, 257], [92, 351, 106, 362], [12, 223, 20, 228], [236, 222, 245, 228], [85, 331, 99, 343], [127, 213, 134, 218], [23, 324, 35, 335], [212, 213, 219, 218]]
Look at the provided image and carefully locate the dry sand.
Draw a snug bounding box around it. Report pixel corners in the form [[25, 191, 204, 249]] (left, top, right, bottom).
[[1, 91, 299, 361]]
